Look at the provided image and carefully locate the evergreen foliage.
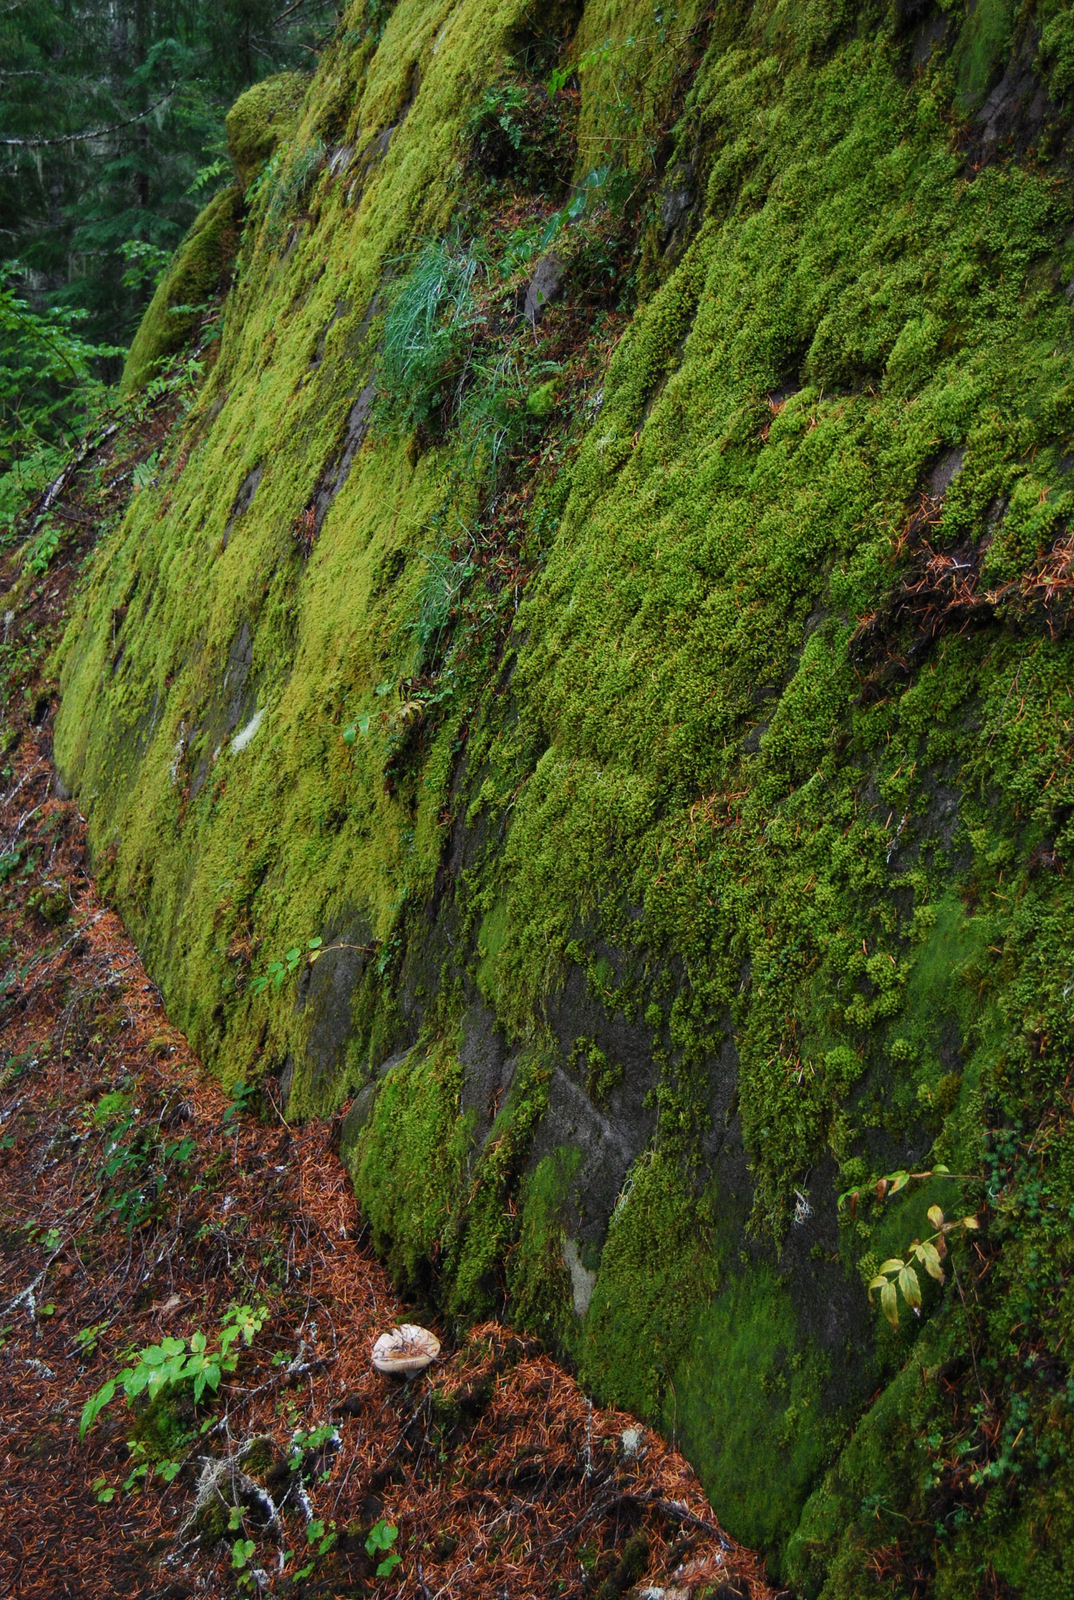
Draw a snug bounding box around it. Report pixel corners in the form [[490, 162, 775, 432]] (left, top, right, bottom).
[[0, 1, 338, 353]]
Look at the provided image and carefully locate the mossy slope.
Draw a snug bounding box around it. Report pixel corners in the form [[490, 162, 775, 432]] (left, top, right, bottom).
[[55, 0, 1074, 1590]]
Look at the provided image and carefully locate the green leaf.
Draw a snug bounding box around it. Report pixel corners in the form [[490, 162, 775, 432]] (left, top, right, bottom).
[[916, 1241, 945, 1282], [232, 1537, 256, 1570], [124, 1363, 150, 1399], [898, 1264, 922, 1311], [79, 1378, 116, 1439], [880, 1280, 898, 1328], [366, 1520, 398, 1555], [377, 1552, 402, 1578]]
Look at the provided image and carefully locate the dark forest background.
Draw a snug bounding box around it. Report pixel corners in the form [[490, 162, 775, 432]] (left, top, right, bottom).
[[1, 0, 338, 515]]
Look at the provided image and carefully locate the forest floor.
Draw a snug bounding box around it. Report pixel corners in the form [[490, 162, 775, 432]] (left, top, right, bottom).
[[0, 403, 776, 1599]]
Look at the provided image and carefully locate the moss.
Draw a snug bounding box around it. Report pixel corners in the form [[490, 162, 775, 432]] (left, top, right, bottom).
[[54, 0, 1074, 1588], [672, 1253, 838, 1568], [225, 71, 311, 193], [578, 1151, 718, 1421], [508, 1145, 580, 1344], [121, 185, 243, 394], [954, 0, 1016, 112], [348, 1035, 474, 1292]]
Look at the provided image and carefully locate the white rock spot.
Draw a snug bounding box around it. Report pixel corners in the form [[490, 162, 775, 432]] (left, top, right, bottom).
[[230, 708, 264, 753], [562, 1237, 597, 1318]]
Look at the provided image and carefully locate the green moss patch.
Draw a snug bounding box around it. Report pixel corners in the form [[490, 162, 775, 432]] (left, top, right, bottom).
[[55, 0, 1074, 1588]]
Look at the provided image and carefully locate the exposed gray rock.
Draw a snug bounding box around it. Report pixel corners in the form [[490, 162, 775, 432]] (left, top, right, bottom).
[[524, 253, 565, 325]]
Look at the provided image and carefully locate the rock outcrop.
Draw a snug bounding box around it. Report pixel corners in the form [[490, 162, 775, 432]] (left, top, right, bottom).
[[54, 2, 1074, 1591]]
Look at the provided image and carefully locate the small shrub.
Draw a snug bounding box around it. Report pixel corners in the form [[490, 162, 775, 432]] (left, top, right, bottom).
[[466, 79, 577, 194], [79, 1303, 268, 1440]]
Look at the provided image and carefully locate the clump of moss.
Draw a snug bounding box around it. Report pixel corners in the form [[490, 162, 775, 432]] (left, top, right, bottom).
[[225, 70, 310, 193], [121, 185, 242, 393]]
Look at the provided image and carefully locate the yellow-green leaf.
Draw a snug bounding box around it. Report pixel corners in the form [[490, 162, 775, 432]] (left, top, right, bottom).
[[878, 1258, 905, 1275], [898, 1264, 922, 1310], [927, 1204, 945, 1230], [917, 1241, 945, 1282], [880, 1280, 898, 1328]]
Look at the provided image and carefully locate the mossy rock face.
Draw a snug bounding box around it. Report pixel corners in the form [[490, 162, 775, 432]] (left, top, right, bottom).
[[225, 70, 310, 193], [121, 184, 243, 393], [55, 0, 1074, 1590]]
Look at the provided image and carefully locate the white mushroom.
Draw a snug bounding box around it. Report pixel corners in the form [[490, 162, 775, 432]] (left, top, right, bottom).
[[371, 1323, 440, 1377]]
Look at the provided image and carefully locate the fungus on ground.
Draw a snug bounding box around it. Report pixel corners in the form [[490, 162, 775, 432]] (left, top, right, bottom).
[[371, 1324, 440, 1377]]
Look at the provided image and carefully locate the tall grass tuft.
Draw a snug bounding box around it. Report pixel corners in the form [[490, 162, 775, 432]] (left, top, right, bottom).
[[376, 241, 483, 436]]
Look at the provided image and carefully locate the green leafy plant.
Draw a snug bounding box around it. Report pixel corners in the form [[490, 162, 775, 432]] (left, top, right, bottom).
[[131, 452, 160, 491], [24, 524, 61, 574], [73, 1321, 107, 1357], [0, 270, 122, 538], [365, 1519, 400, 1577], [262, 137, 326, 246], [288, 1422, 338, 1473], [547, 38, 618, 95], [868, 1206, 980, 1328], [232, 1537, 256, 1570], [249, 943, 304, 997], [306, 1516, 338, 1556], [79, 1303, 267, 1440], [96, 1106, 196, 1232], [250, 934, 373, 996], [465, 82, 527, 152], [117, 240, 173, 293], [538, 164, 611, 251], [222, 1079, 258, 1126], [838, 1163, 976, 1213]]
